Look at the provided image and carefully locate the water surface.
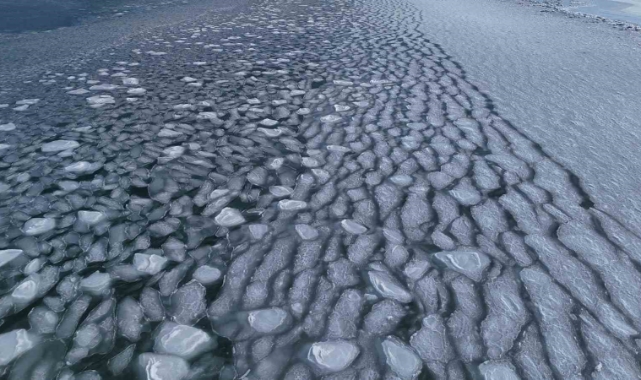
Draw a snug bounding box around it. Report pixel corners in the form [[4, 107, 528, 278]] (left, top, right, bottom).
[[563, 0, 641, 25]]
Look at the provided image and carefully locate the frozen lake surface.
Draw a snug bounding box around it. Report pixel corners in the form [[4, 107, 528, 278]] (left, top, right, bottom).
[[1, 0, 641, 378]]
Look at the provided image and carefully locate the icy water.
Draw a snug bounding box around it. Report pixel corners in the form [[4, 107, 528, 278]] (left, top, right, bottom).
[[2, 0, 641, 378], [562, 0, 641, 24], [0, 0, 189, 33]]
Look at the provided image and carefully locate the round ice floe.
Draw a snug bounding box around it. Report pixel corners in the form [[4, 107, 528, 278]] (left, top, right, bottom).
[[307, 340, 360, 373], [22, 218, 56, 236], [192, 266, 222, 285], [154, 322, 215, 360], [214, 208, 246, 227], [247, 308, 289, 334]]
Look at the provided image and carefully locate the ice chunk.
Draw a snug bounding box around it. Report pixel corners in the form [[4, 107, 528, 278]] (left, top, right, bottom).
[[0, 329, 39, 366], [192, 265, 222, 285], [368, 270, 412, 303], [90, 84, 118, 91], [278, 200, 307, 210], [158, 128, 183, 138], [78, 210, 106, 225], [0, 122, 17, 131], [340, 219, 367, 234], [22, 218, 56, 235], [64, 161, 102, 173], [163, 146, 185, 158], [307, 340, 360, 373], [249, 224, 269, 240], [382, 336, 422, 380], [136, 353, 190, 380], [170, 281, 206, 324], [41, 140, 80, 152], [214, 208, 246, 227], [410, 315, 455, 363], [109, 344, 136, 376], [0, 249, 23, 268], [259, 118, 278, 127], [248, 308, 289, 333], [80, 272, 112, 295], [434, 250, 491, 282], [154, 322, 215, 360], [269, 186, 293, 198], [320, 114, 342, 123], [134, 253, 168, 275], [122, 77, 139, 86], [86, 95, 115, 107], [118, 297, 144, 342], [295, 224, 319, 240], [28, 305, 59, 334], [12, 278, 38, 303]]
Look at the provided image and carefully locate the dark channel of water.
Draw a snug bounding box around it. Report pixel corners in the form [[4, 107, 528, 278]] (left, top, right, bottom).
[[0, 0, 179, 33]]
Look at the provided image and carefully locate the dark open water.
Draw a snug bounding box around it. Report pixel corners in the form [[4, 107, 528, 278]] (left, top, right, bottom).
[[0, 0, 181, 33]]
